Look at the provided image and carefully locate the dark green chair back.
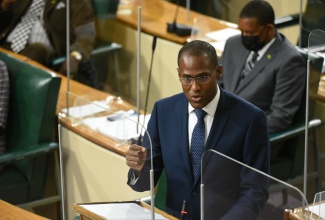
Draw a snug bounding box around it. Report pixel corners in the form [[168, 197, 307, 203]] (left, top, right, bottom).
[[92, 0, 119, 19], [0, 51, 61, 207]]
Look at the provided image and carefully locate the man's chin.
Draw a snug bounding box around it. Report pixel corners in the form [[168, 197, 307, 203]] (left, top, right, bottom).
[[189, 101, 205, 109]]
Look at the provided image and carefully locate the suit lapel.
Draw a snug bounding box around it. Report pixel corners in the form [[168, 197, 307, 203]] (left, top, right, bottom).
[[235, 32, 283, 94], [230, 50, 250, 92], [178, 97, 195, 183], [205, 88, 230, 153]]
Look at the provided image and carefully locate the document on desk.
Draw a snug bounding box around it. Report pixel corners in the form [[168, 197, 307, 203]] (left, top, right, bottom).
[[80, 203, 167, 220], [82, 112, 151, 141], [205, 27, 241, 42], [61, 100, 109, 118]]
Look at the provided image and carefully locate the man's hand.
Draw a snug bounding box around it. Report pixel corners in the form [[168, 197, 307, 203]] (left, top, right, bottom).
[[59, 55, 80, 77], [126, 144, 147, 174], [1, 0, 15, 12]]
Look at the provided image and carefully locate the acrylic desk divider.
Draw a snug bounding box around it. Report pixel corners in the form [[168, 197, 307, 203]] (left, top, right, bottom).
[[201, 149, 308, 220], [59, 92, 157, 220], [59, 92, 149, 147], [307, 29, 325, 220], [188, 16, 212, 43]]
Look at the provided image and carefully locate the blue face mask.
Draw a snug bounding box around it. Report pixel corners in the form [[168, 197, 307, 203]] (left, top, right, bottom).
[[241, 35, 266, 52]]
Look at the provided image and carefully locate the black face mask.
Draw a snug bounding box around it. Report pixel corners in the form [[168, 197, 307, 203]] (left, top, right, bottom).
[[241, 35, 266, 52]]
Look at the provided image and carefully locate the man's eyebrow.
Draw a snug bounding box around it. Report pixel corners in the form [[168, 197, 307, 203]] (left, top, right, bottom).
[[181, 72, 209, 77]]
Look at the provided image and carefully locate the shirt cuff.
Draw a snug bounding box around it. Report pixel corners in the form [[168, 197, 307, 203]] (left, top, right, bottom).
[[129, 170, 140, 185]]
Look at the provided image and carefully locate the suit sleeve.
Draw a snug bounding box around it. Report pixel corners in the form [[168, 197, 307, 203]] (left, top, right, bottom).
[[127, 102, 164, 192], [222, 110, 270, 220], [70, 0, 96, 59], [267, 54, 306, 133]]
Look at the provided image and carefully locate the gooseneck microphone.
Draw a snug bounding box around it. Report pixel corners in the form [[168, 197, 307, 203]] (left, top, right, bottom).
[[167, 0, 195, 36]]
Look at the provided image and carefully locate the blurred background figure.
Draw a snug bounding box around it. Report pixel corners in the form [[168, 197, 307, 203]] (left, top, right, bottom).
[[0, 60, 9, 173], [0, 0, 97, 87]]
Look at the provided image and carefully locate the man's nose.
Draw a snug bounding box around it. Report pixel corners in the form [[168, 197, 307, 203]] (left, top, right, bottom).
[[191, 80, 201, 91]]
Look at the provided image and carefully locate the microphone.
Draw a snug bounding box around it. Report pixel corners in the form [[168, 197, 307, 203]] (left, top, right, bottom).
[[167, 0, 196, 37], [181, 200, 188, 220], [137, 35, 157, 145]]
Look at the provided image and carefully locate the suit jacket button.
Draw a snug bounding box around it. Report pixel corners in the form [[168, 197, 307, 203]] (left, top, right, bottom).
[[192, 192, 197, 196]]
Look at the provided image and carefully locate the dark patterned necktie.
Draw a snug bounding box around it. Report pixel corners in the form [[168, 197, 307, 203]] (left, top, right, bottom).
[[239, 51, 259, 84], [191, 109, 207, 180], [11, 0, 45, 53]]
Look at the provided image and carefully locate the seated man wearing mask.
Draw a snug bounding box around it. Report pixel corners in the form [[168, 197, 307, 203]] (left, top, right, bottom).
[[219, 0, 306, 134]]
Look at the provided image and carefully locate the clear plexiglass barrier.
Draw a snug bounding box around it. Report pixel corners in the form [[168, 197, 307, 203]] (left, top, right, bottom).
[[201, 149, 310, 220], [59, 92, 150, 147], [306, 29, 325, 220]]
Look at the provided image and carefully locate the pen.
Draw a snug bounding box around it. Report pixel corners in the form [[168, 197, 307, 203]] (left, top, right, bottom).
[[181, 200, 187, 220]]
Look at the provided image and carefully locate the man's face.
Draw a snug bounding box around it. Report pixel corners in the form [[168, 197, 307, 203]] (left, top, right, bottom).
[[178, 53, 222, 109], [238, 17, 271, 50]]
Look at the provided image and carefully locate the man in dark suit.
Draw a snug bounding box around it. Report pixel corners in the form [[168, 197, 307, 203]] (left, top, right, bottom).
[[126, 40, 270, 219], [0, 0, 97, 86], [219, 0, 306, 133]]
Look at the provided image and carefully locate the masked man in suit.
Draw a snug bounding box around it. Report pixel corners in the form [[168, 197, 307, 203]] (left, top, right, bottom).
[[126, 40, 270, 220], [219, 0, 306, 134]]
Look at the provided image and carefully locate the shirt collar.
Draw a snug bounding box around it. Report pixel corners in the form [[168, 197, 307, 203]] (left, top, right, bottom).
[[188, 85, 220, 117], [256, 37, 276, 60]]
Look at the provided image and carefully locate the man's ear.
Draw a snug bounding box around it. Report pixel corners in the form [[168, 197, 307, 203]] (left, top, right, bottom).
[[177, 67, 181, 77], [216, 65, 223, 80]]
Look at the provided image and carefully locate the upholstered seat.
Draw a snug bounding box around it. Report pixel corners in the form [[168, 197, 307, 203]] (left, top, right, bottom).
[[0, 51, 61, 216]]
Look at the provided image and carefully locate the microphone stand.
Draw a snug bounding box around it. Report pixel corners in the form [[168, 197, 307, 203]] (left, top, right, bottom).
[[136, 7, 154, 220], [146, 35, 157, 220], [136, 6, 141, 137]]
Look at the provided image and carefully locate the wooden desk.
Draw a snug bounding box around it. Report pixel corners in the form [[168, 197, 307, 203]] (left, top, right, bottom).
[[116, 0, 236, 45], [0, 200, 49, 220]]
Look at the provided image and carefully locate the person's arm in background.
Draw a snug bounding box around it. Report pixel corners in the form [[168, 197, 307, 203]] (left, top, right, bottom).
[[267, 54, 306, 133], [59, 0, 96, 75]]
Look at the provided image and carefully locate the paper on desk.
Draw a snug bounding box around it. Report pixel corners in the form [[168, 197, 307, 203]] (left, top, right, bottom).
[[61, 100, 109, 118], [82, 113, 151, 141], [306, 203, 325, 218], [205, 27, 241, 42], [209, 41, 227, 53], [80, 203, 166, 220]]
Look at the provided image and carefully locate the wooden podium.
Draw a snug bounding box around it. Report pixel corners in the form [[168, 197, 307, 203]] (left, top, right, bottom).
[[71, 201, 179, 220]]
